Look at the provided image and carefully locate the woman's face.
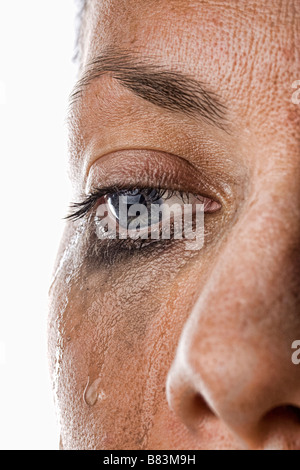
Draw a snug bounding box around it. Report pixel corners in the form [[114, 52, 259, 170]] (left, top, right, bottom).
[[48, 0, 300, 450]]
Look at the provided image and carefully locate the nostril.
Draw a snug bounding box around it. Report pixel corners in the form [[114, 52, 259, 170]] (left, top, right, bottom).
[[260, 405, 300, 449], [262, 405, 300, 425], [174, 389, 215, 432], [166, 364, 216, 432]]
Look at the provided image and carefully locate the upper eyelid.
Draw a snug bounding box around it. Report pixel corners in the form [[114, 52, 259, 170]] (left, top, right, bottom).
[[84, 148, 214, 196]]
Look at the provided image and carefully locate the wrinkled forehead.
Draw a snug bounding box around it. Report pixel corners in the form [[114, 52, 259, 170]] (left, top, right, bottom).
[[75, 0, 299, 136], [79, 0, 299, 61]]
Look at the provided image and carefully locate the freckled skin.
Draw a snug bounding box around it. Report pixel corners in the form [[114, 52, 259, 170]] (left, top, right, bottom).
[[48, 0, 300, 450]]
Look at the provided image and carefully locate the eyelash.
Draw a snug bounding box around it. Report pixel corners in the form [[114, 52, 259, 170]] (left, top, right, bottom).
[[65, 185, 192, 221]]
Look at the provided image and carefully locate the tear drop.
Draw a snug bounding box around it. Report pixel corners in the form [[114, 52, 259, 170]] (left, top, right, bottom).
[[83, 376, 102, 407]]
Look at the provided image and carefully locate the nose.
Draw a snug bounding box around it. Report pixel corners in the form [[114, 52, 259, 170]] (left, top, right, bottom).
[[167, 189, 300, 449]]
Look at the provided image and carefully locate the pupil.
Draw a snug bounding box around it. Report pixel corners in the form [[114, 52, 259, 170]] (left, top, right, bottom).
[[107, 189, 162, 229]]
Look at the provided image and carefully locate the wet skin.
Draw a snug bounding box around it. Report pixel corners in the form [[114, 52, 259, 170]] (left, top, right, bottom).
[[48, 0, 300, 449]]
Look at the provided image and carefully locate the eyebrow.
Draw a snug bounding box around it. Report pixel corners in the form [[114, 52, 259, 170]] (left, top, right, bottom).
[[70, 49, 228, 131]]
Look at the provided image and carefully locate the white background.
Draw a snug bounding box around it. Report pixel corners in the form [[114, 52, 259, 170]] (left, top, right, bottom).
[[0, 0, 78, 449]]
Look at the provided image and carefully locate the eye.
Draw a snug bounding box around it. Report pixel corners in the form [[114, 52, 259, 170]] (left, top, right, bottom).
[[94, 187, 221, 241], [66, 185, 221, 259], [106, 188, 164, 230]]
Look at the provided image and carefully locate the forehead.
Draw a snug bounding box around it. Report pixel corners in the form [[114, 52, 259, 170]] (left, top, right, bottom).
[[81, 0, 299, 61], [78, 0, 299, 134]]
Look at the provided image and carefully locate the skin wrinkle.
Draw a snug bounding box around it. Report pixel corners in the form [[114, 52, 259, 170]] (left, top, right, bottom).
[[48, 0, 300, 450]]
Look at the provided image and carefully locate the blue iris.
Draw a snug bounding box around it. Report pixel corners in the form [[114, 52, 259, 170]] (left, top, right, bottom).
[[107, 189, 163, 229]]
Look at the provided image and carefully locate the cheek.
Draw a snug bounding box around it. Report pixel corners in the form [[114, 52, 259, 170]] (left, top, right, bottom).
[[49, 266, 147, 449], [48, 243, 209, 449]]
